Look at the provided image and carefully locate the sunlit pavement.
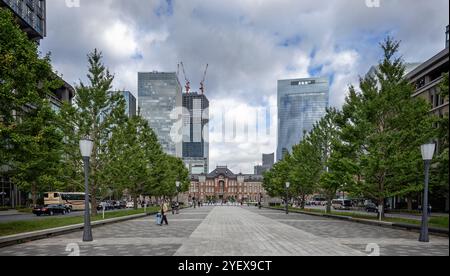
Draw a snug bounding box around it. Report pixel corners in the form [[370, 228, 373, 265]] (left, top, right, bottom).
[[0, 206, 448, 256]]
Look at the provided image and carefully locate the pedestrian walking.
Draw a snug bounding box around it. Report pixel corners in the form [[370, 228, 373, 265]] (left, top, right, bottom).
[[171, 201, 176, 215], [159, 200, 169, 226], [175, 201, 180, 214]]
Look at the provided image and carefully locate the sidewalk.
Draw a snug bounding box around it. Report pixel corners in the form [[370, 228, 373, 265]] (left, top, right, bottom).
[[0, 210, 22, 216]]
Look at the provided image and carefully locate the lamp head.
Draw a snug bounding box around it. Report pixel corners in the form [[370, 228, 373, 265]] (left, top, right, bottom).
[[80, 138, 94, 158], [421, 143, 436, 161]]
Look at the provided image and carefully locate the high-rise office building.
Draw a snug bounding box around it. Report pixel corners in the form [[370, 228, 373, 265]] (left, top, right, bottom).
[[262, 153, 275, 167], [254, 153, 274, 175], [182, 92, 209, 174], [277, 78, 329, 160], [108, 91, 136, 118], [138, 72, 182, 157], [1, 0, 46, 41], [122, 91, 137, 118]]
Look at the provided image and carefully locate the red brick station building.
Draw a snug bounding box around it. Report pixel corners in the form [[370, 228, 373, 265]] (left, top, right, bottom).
[[184, 166, 267, 204]]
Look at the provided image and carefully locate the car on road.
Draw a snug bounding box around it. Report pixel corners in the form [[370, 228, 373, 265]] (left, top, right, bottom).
[[332, 199, 353, 210], [113, 201, 127, 209], [33, 204, 69, 216], [97, 201, 114, 211], [365, 203, 379, 213], [126, 201, 134, 208]]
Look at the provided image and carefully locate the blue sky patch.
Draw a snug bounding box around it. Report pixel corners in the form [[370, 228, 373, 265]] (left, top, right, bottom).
[[279, 35, 302, 47], [155, 0, 174, 17]]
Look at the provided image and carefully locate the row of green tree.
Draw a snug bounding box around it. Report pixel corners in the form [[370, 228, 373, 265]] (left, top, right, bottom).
[[263, 38, 449, 217], [1, 9, 189, 214]]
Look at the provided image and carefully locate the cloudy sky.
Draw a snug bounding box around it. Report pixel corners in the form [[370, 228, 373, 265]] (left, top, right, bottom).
[[40, 0, 449, 173]]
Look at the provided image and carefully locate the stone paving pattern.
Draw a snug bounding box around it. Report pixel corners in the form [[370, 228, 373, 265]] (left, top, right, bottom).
[[0, 206, 448, 256]]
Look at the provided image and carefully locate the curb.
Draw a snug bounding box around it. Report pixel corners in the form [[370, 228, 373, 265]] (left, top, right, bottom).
[[0, 206, 192, 249], [263, 207, 449, 237], [0, 212, 156, 249]]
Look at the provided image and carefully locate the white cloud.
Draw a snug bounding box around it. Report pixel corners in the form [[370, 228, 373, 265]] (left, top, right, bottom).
[[40, 0, 449, 173], [102, 21, 139, 59]]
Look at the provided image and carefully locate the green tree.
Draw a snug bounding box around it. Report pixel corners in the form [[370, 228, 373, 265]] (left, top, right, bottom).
[[301, 109, 356, 213], [289, 139, 321, 209], [263, 155, 291, 200], [339, 38, 437, 218], [264, 136, 325, 209], [106, 113, 170, 209], [152, 154, 190, 200], [61, 49, 126, 215], [1, 8, 63, 206]]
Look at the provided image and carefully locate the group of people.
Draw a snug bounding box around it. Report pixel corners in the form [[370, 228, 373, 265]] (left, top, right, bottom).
[[157, 200, 180, 226]]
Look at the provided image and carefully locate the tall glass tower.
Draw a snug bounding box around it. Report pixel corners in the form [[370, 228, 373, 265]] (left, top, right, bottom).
[[182, 92, 209, 174], [277, 78, 329, 160], [122, 91, 137, 118], [138, 72, 182, 157]]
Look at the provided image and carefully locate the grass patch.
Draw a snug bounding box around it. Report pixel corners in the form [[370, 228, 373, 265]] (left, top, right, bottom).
[[17, 208, 33, 213], [384, 216, 449, 229], [268, 206, 449, 230], [0, 207, 159, 237]]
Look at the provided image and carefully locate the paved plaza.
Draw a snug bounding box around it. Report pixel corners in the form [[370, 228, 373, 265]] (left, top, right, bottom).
[[0, 206, 448, 256]]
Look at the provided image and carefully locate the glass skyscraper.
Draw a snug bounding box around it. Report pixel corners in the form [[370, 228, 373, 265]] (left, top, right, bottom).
[[109, 91, 136, 118], [277, 77, 329, 160], [138, 72, 182, 157], [0, 0, 46, 41], [122, 91, 137, 118], [182, 92, 209, 174]]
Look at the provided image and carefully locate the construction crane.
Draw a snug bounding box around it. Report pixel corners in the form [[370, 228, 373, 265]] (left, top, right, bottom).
[[180, 62, 190, 94], [199, 64, 209, 95]]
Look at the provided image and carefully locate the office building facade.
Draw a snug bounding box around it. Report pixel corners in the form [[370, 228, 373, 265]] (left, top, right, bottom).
[[404, 26, 449, 212], [122, 91, 137, 118], [405, 27, 449, 120], [182, 92, 209, 174], [0, 0, 46, 41], [138, 72, 182, 157], [254, 153, 274, 175], [277, 78, 329, 160]]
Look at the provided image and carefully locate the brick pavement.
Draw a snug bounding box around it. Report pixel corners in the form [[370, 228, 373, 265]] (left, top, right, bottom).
[[0, 206, 448, 256]]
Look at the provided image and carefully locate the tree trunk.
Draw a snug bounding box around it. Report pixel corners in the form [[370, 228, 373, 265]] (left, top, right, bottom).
[[133, 192, 138, 210], [326, 197, 332, 214], [31, 182, 37, 207], [407, 197, 413, 211], [379, 198, 385, 219]]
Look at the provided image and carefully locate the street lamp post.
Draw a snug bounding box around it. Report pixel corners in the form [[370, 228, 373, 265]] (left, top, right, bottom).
[[285, 182, 290, 215], [176, 181, 181, 204], [80, 138, 94, 242], [419, 143, 435, 243]]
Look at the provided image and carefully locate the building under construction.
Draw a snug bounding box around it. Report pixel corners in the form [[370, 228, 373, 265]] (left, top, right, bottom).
[[179, 63, 210, 174]]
